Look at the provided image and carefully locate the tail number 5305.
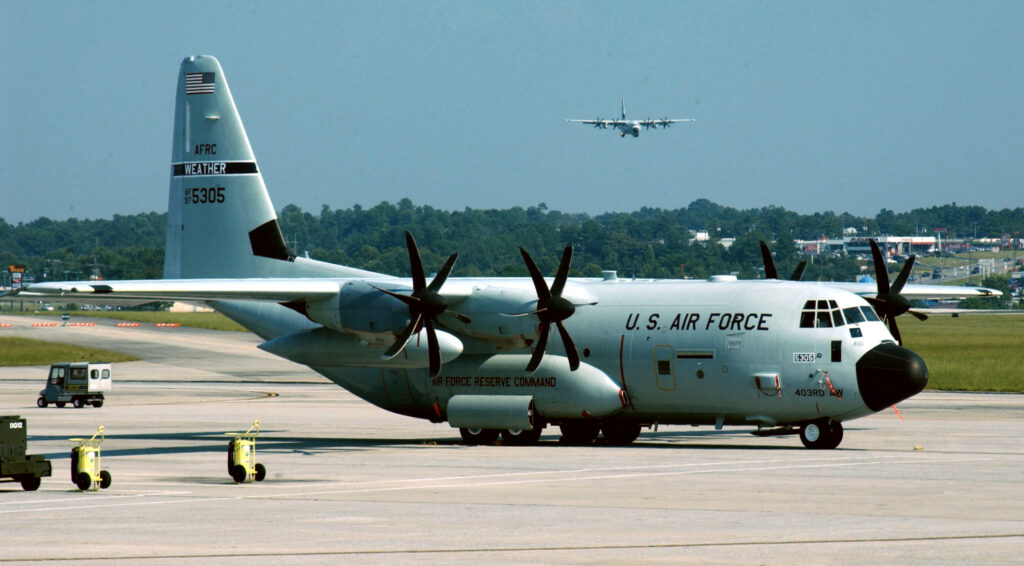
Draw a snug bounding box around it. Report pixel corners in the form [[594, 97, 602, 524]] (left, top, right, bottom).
[[185, 187, 225, 204]]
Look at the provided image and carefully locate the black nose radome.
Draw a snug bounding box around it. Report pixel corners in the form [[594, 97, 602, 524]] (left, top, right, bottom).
[[856, 342, 929, 412]]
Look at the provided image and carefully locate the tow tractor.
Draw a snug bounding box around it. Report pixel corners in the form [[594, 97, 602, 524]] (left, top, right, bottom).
[[226, 420, 266, 483], [70, 426, 111, 491], [0, 416, 52, 491], [37, 362, 111, 408]]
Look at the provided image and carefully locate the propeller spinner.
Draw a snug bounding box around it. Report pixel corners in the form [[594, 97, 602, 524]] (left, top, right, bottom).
[[373, 231, 470, 377]]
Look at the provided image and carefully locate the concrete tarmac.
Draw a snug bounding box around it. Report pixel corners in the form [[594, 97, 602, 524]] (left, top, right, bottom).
[[1, 314, 1022, 564]]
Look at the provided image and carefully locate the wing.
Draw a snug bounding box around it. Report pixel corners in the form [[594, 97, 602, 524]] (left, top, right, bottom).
[[19, 278, 347, 303], [827, 282, 1002, 301]]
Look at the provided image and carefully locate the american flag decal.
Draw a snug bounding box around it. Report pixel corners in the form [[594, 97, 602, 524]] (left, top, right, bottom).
[[185, 72, 215, 95]]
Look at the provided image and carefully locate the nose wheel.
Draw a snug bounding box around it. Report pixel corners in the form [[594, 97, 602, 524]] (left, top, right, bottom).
[[800, 419, 843, 449]]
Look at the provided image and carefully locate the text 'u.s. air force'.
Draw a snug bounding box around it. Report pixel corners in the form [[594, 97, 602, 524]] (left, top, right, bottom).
[[625, 312, 772, 331]]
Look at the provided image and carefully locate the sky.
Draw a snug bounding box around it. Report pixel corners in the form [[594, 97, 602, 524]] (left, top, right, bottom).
[[3, 1, 1023, 225]]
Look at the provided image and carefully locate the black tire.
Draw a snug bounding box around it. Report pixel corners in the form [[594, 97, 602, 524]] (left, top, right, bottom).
[[73, 398, 84, 409], [20, 476, 42, 491], [254, 463, 266, 482], [99, 470, 112, 489], [560, 421, 600, 445], [75, 471, 93, 491], [230, 464, 248, 483], [37, 397, 47, 408], [70, 447, 80, 482], [601, 422, 642, 445], [459, 428, 499, 445], [92, 400, 103, 408], [800, 419, 844, 449], [56, 401, 66, 408], [501, 425, 543, 446]]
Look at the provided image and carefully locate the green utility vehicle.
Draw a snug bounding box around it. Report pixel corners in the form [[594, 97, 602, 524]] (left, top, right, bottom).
[[0, 416, 52, 491]]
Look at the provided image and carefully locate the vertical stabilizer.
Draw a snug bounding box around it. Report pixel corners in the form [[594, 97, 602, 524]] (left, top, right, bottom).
[[164, 55, 292, 278], [621, 98, 626, 119]]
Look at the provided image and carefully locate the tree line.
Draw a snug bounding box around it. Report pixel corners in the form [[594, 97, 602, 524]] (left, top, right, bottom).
[[3, 199, 1023, 287]]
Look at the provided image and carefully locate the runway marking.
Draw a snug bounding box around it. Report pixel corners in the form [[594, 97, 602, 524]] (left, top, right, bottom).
[[2, 533, 1022, 562], [0, 454, 989, 515]]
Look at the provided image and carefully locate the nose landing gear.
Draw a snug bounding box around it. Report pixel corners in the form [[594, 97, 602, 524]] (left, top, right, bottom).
[[800, 419, 844, 449]]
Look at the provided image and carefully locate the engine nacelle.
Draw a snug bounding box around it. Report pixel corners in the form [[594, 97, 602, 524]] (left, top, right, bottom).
[[258, 326, 463, 368], [441, 286, 537, 348], [305, 280, 409, 335]]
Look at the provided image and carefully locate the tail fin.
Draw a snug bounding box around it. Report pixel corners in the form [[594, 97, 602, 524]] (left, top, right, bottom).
[[621, 98, 626, 119], [164, 55, 294, 278]]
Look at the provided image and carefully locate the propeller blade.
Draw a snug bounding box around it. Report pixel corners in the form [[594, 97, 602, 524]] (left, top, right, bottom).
[[890, 255, 916, 294], [790, 261, 807, 281], [425, 320, 440, 378], [427, 253, 458, 293], [550, 246, 573, 296], [888, 315, 903, 345], [908, 309, 929, 322], [371, 285, 418, 307], [404, 231, 426, 292], [555, 321, 580, 371], [383, 315, 421, 359], [869, 239, 891, 295], [759, 240, 778, 279], [519, 247, 551, 302], [446, 310, 473, 325], [526, 323, 550, 372]]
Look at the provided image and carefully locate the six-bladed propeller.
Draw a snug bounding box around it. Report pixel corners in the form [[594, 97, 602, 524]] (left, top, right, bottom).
[[866, 238, 928, 345], [373, 231, 471, 378], [517, 246, 592, 373]]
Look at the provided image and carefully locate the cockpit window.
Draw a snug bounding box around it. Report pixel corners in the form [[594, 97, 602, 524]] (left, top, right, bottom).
[[843, 307, 866, 324], [816, 311, 832, 328], [831, 309, 844, 327], [801, 299, 856, 329], [860, 306, 881, 322]]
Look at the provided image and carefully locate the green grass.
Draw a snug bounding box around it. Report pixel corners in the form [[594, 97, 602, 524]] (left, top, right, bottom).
[[5, 310, 246, 331], [0, 337, 139, 367], [900, 313, 1024, 392]]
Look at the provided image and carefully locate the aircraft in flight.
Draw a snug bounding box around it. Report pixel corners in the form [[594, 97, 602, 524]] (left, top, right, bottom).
[[567, 99, 694, 137], [23, 56, 999, 449]]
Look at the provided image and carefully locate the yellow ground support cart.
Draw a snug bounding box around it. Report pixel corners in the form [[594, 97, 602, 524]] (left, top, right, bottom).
[[70, 426, 111, 491], [226, 420, 266, 483]]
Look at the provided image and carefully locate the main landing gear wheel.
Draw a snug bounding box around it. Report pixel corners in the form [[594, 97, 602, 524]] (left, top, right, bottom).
[[501, 425, 543, 446], [559, 421, 600, 445], [601, 422, 641, 445], [800, 419, 844, 449], [460, 428, 500, 445]]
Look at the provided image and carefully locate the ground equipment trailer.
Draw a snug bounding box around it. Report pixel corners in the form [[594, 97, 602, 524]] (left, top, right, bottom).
[[0, 416, 52, 491], [37, 362, 111, 408]]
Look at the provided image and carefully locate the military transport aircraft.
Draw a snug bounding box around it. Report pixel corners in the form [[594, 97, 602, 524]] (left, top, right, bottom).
[[567, 99, 694, 138], [23, 56, 1000, 449]]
